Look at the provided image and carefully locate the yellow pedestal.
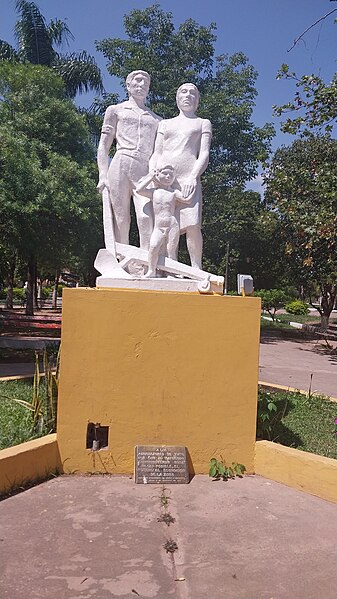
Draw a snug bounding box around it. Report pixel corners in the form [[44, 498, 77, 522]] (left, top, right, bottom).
[[57, 288, 261, 475]]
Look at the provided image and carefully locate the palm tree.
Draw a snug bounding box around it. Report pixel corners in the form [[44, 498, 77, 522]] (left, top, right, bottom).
[[0, 0, 103, 98]]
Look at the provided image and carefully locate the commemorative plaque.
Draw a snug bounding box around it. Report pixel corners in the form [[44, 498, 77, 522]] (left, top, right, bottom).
[[135, 445, 189, 484]]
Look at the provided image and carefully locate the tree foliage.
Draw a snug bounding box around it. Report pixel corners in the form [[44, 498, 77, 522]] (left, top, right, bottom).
[[273, 13, 336, 136], [202, 188, 285, 289], [0, 0, 103, 98], [264, 136, 337, 327], [274, 64, 337, 136], [0, 63, 102, 312], [255, 289, 290, 321]]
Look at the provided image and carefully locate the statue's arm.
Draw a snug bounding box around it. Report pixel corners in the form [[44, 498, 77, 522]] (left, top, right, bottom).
[[135, 171, 156, 199], [96, 106, 117, 193], [192, 120, 212, 178], [182, 120, 212, 198], [174, 189, 193, 204], [148, 123, 164, 171]]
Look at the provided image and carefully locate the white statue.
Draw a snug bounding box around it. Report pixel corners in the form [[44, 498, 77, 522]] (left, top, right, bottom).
[[94, 75, 223, 293], [135, 166, 193, 277], [96, 70, 161, 249], [150, 83, 212, 269]]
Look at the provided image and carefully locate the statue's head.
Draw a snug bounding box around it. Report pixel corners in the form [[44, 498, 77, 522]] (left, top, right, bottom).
[[154, 164, 175, 186], [176, 83, 200, 113], [126, 70, 151, 100]]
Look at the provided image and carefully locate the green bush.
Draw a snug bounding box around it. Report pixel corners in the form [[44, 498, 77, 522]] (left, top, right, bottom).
[[285, 300, 309, 315], [12, 287, 26, 302], [0, 287, 26, 302], [40, 287, 52, 299]]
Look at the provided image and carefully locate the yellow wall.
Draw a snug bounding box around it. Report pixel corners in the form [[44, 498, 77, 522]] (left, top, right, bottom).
[[0, 434, 61, 496], [255, 440, 337, 503], [57, 288, 261, 475]]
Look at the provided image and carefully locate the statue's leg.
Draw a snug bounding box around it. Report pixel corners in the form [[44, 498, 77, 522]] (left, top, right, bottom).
[[108, 154, 132, 244], [186, 225, 203, 269], [133, 191, 153, 250], [167, 220, 179, 261], [145, 228, 165, 277], [130, 158, 153, 250]]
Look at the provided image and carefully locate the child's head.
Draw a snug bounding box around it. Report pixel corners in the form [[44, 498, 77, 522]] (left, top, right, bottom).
[[155, 164, 175, 186]]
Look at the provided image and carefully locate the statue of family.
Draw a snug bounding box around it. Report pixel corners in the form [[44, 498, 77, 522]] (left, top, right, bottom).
[[96, 70, 212, 276]]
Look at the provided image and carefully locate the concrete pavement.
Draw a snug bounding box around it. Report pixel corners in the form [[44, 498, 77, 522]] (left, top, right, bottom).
[[259, 331, 337, 398], [1, 474, 336, 599]]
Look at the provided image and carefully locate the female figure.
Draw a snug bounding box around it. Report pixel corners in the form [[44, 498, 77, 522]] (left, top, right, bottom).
[[150, 83, 212, 269]]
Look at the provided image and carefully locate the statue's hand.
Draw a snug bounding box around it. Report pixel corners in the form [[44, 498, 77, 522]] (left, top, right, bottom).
[[182, 179, 197, 198], [96, 178, 109, 194]]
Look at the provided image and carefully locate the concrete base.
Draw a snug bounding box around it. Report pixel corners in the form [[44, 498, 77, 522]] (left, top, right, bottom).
[[1, 474, 336, 599], [96, 276, 220, 293], [57, 288, 260, 475]]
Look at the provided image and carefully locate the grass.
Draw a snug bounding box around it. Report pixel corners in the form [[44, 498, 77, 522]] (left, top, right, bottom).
[[276, 313, 320, 325], [258, 389, 337, 459], [0, 379, 44, 449], [260, 318, 294, 331]]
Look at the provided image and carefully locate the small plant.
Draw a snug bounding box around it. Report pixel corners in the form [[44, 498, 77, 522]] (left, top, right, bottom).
[[157, 513, 175, 526], [163, 539, 178, 553], [285, 299, 309, 315], [209, 456, 246, 481], [0, 348, 60, 436], [257, 391, 287, 440], [157, 486, 171, 509]]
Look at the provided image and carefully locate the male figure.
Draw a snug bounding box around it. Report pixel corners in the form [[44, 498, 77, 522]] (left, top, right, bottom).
[[96, 70, 161, 249], [136, 166, 192, 277]]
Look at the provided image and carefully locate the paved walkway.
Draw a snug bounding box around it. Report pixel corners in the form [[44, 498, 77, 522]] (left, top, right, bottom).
[[259, 331, 337, 398], [1, 474, 336, 599]]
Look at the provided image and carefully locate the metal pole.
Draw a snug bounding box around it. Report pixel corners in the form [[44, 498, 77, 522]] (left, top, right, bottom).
[[224, 241, 230, 295]]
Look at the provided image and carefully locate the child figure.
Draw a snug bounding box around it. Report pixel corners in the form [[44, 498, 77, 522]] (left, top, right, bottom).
[[135, 165, 192, 278]]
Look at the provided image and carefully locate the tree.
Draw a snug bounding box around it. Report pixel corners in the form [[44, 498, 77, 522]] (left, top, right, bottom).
[[264, 136, 337, 329], [273, 13, 336, 136], [274, 65, 337, 136], [0, 0, 103, 99], [202, 188, 285, 289], [96, 4, 274, 273], [0, 62, 100, 314], [255, 289, 290, 321]]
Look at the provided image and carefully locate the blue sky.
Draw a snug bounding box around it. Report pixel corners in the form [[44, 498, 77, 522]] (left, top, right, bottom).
[[2, 0, 336, 191]]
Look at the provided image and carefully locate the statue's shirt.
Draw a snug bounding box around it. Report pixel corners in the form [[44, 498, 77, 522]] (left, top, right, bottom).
[[102, 101, 161, 159]]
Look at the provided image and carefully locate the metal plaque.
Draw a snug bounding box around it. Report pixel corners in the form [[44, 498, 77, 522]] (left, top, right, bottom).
[[135, 445, 189, 484]]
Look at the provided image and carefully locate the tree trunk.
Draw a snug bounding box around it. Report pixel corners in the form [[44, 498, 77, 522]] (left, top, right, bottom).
[[320, 314, 330, 331], [34, 261, 39, 310], [5, 259, 15, 310], [25, 256, 35, 316], [52, 271, 59, 309], [320, 285, 337, 331]]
